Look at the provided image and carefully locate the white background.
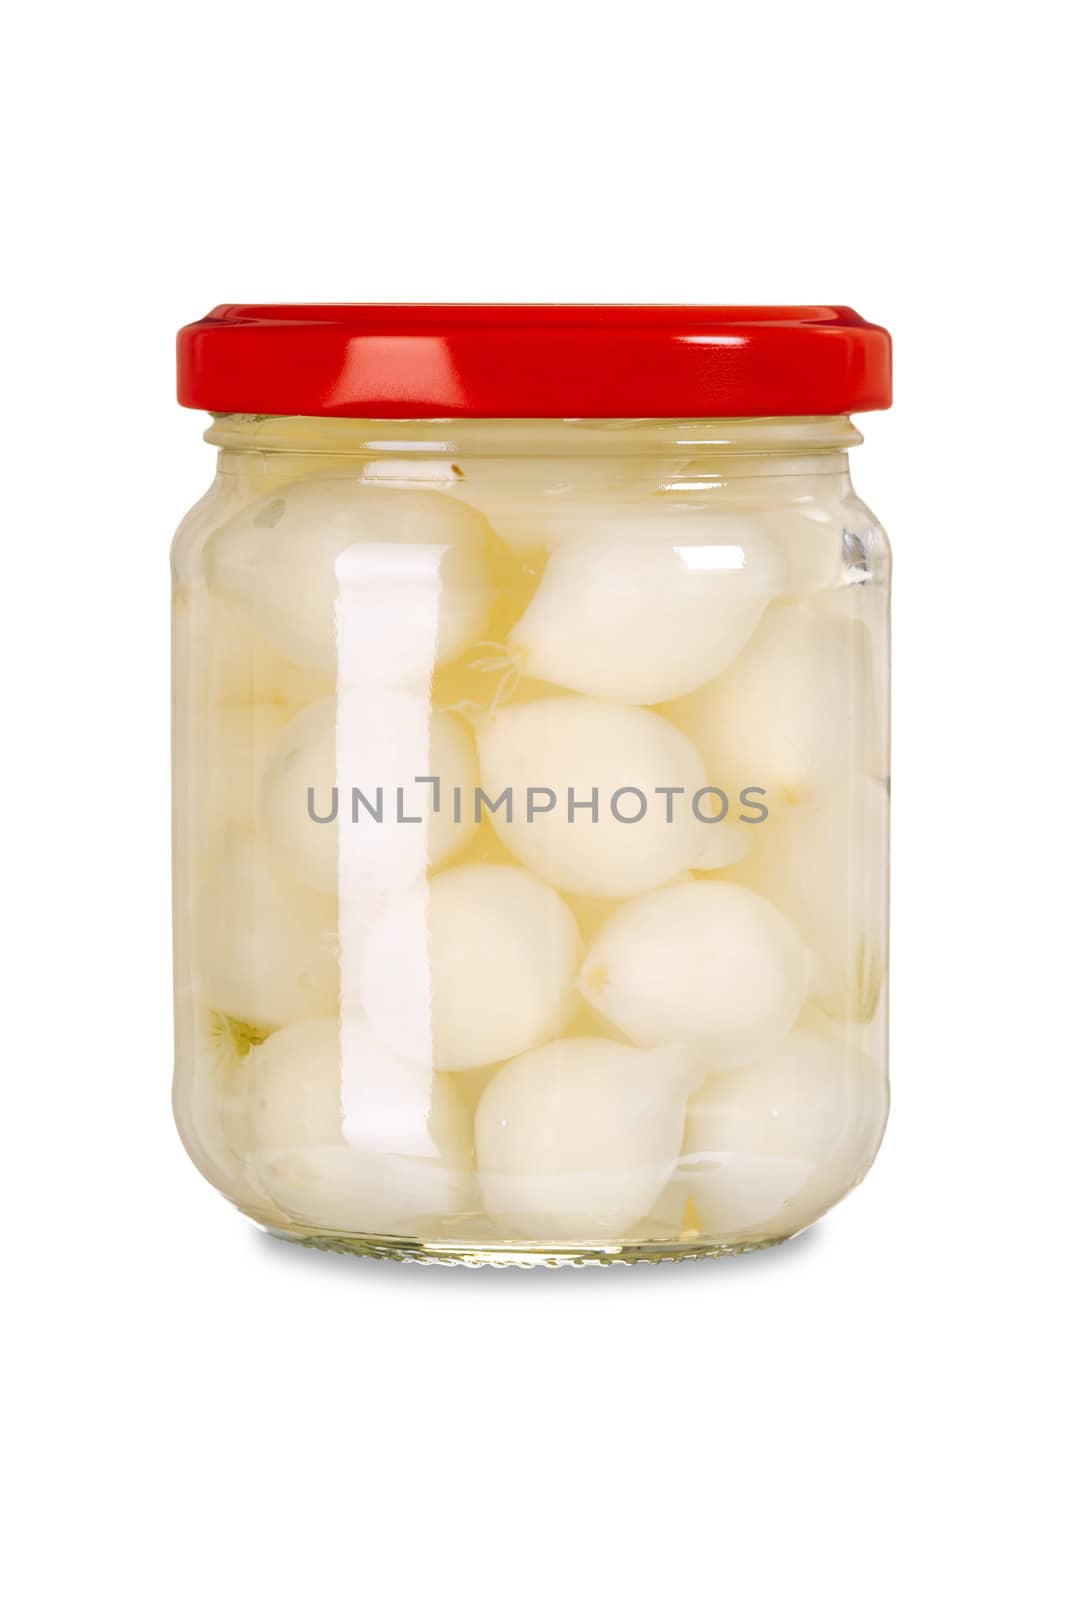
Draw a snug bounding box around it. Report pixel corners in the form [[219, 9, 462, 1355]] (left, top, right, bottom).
[[5, 3, 1064, 1596]]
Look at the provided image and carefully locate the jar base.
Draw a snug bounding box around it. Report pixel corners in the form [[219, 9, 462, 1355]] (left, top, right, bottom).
[[262, 1223, 792, 1268]]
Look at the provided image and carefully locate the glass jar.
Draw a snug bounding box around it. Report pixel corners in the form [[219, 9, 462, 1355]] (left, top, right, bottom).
[[173, 305, 892, 1266]]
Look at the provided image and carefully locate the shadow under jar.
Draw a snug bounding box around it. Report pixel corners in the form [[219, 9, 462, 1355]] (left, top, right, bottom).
[[172, 304, 892, 1266]]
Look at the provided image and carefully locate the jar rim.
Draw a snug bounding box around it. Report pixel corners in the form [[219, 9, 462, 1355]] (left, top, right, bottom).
[[203, 413, 865, 464]]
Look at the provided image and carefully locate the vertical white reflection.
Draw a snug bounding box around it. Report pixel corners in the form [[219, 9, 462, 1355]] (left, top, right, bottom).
[[335, 541, 444, 1147], [340, 1017, 440, 1158]]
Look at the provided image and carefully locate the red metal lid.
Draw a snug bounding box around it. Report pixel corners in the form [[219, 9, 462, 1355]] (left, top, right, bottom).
[[177, 304, 891, 419]]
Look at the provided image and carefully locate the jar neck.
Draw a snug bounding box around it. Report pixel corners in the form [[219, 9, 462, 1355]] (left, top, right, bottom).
[[205, 413, 861, 481]]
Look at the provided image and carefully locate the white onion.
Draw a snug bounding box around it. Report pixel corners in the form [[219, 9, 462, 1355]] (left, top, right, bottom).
[[668, 600, 878, 800], [181, 700, 290, 871], [173, 1007, 277, 1218], [770, 489, 889, 600], [174, 590, 332, 711], [476, 695, 748, 898], [444, 464, 646, 556], [247, 1018, 475, 1235], [361, 456, 690, 561], [580, 880, 812, 1069], [359, 863, 581, 1071], [723, 775, 888, 1022], [174, 593, 332, 866], [508, 510, 783, 703], [692, 478, 884, 601], [810, 580, 891, 780], [191, 835, 339, 1029], [475, 1037, 695, 1239], [203, 476, 494, 676], [761, 495, 853, 598], [651, 1028, 888, 1242], [258, 696, 478, 894]]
